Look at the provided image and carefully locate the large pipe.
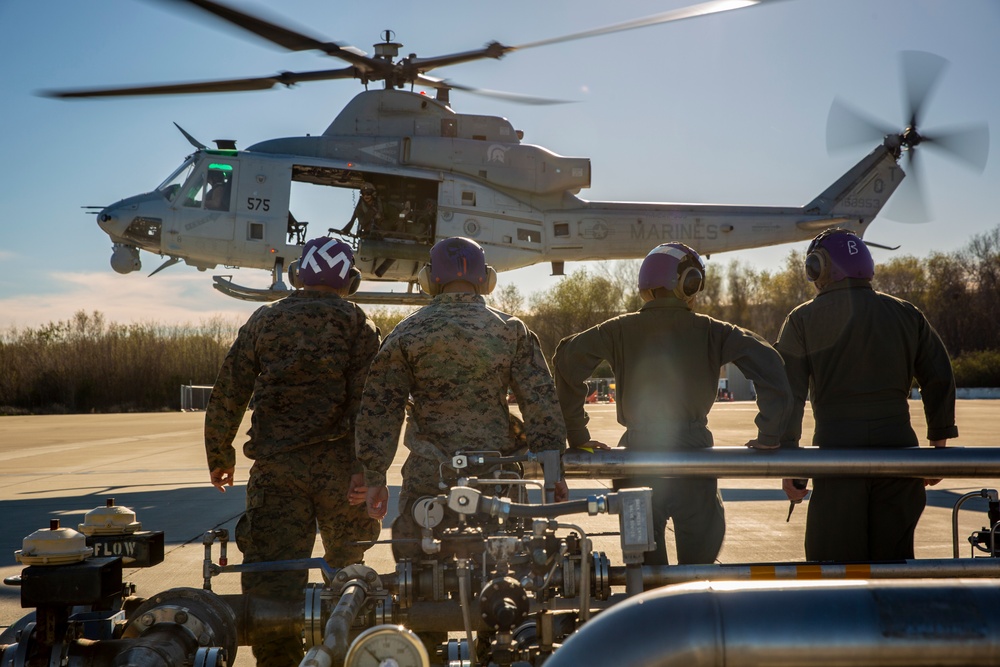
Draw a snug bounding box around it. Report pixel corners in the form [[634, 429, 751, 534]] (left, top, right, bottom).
[[546, 579, 1000, 667], [299, 583, 367, 667], [617, 557, 1000, 588], [563, 446, 1000, 478], [218, 594, 301, 647]]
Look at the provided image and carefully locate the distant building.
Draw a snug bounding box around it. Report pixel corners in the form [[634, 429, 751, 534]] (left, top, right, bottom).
[[720, 363, 756, 401]]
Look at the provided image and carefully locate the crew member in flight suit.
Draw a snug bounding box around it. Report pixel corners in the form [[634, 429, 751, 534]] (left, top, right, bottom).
[[776, 228, 958, 562], [204, 237, 380, 667], [355, 237, 568, 558], [340, 182, 385, 237], [553, 242, 792, 567]]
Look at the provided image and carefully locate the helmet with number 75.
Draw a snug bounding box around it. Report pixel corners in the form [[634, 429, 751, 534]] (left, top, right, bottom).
[[295, 237, 361, 293]]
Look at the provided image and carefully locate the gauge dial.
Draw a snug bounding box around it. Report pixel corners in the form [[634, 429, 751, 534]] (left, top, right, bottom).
[[344, 625, 430, 667]]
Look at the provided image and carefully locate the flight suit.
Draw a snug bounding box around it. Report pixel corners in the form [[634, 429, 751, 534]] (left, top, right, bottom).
[[205, 290, 381, 667], [554, 296, 792, 566], [342, 197, 385, 236], [775, 278, 958, 561], [355, 292, 567, 559]]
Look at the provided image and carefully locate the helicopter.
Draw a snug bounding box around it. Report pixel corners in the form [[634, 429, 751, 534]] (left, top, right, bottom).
[[47, 0, 989, 304]]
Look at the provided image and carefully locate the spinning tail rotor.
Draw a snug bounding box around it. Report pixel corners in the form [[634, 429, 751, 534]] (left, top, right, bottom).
[[826, 50, 989, 224]]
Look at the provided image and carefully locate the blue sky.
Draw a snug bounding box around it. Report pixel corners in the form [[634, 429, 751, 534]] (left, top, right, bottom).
[[1, 0, 997, 329]]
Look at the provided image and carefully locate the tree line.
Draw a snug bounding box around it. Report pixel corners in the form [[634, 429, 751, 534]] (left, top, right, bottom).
[[2, 226, 998, 414]]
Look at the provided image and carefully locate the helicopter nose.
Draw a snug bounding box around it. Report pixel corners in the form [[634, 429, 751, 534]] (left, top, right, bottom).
[[97, 205, 130, 237]]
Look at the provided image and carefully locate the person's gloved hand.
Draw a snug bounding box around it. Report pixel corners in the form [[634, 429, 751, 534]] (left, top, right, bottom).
[[745, 439, 780, 451], [783, 478, 809, 501], [571, 440, 610, 454]]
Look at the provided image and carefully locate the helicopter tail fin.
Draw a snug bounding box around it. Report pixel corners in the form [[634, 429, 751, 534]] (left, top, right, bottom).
[[804, 143, 904, 222]]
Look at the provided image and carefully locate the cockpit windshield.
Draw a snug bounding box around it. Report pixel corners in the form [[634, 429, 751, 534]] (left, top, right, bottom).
[[157, 157, 197, 202]]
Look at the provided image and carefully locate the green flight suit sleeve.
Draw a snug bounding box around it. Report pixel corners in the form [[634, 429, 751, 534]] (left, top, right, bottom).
[[553, 323, 613, 448], [719, 322, 794, 448], [774, 310, 809, 448], [912, 311, 959, 441]]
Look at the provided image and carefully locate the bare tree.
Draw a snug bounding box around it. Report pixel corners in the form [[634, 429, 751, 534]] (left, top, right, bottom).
[[524, 269, 626, 358], [488, 284, 525, 316]]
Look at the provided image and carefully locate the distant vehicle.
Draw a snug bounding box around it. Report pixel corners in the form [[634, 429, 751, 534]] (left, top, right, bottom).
[[586, 379, 614, 404]]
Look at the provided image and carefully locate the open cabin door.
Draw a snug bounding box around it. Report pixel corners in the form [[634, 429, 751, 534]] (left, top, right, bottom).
[[289, 165, 439, 282]]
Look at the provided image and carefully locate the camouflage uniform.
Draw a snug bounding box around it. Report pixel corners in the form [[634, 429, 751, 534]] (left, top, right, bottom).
[[355, 293, 566, 558], [776, 278, 958, 561], [554, 296, 792, 566], [205, 290, 381, 667]]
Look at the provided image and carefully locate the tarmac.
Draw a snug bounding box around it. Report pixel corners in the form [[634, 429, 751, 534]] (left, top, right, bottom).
[[1, 400, 998, 665]]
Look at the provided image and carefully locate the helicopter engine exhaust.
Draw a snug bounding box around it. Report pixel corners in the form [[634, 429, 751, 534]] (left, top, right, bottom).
[[111, 244, 141, 274]]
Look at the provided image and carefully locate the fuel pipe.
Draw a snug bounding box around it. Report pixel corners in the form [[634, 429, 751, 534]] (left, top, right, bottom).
[[298, 580, 369, 667], [547, 579, 1000, 667], [562, 446, 1000, 479], [620, 557, 1000, 589]]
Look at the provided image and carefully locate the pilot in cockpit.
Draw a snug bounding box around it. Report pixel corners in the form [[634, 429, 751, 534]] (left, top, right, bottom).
[[204, 170, 232, 211]]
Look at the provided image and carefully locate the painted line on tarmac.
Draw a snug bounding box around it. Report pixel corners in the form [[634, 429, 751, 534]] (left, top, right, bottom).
[[0, 430, 200, 463]]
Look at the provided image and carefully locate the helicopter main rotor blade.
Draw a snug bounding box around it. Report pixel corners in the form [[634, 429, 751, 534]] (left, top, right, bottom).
[[42, 68, 359, 98], [155, 0, 373, 69], [509, 0, 787, 51], [404, 0, 784, 78], [56, 0, 787, 101], [405, 44, 512, 75], [417, 75, 573, 106]]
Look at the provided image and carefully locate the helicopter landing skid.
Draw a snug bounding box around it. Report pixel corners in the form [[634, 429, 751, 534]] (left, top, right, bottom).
[[213, 276, 433, 306], [348, 290, 432, 306], [212, 275, 289, 302]]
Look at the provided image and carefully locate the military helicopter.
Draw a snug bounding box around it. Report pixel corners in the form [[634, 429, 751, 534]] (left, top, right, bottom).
[[47, 0, 989, 304]]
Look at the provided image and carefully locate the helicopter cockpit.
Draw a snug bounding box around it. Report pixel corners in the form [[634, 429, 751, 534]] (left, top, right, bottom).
[[156, 156, 197, 203], [155, 156, 235, 212]]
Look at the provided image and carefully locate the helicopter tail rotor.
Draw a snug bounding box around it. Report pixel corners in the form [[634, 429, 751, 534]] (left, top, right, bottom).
[[826, 50, 989, 224]]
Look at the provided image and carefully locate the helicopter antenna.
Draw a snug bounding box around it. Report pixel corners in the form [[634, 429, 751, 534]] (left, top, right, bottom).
[[173, 122, 206, 149]]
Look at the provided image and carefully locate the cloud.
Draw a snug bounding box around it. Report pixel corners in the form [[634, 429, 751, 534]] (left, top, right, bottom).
[[0, 270, 260, 330]]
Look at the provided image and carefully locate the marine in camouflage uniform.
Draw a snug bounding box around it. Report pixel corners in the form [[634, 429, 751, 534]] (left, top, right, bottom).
[[554, 243, 792, 567], [205, 238, 380, 667], [355, 238, 567, 561]]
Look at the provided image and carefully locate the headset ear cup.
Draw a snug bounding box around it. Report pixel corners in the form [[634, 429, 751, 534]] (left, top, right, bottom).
[[288, 259, 302, 289], [674, 267, 704, 300], [347, 267, 361, 295], [804, 251, 825, 282], [417, 265, 439, 296], [480, 266, 498, 295]]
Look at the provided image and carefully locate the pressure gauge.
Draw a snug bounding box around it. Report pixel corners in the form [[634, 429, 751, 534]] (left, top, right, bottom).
[[344, 625, 430, 667]]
